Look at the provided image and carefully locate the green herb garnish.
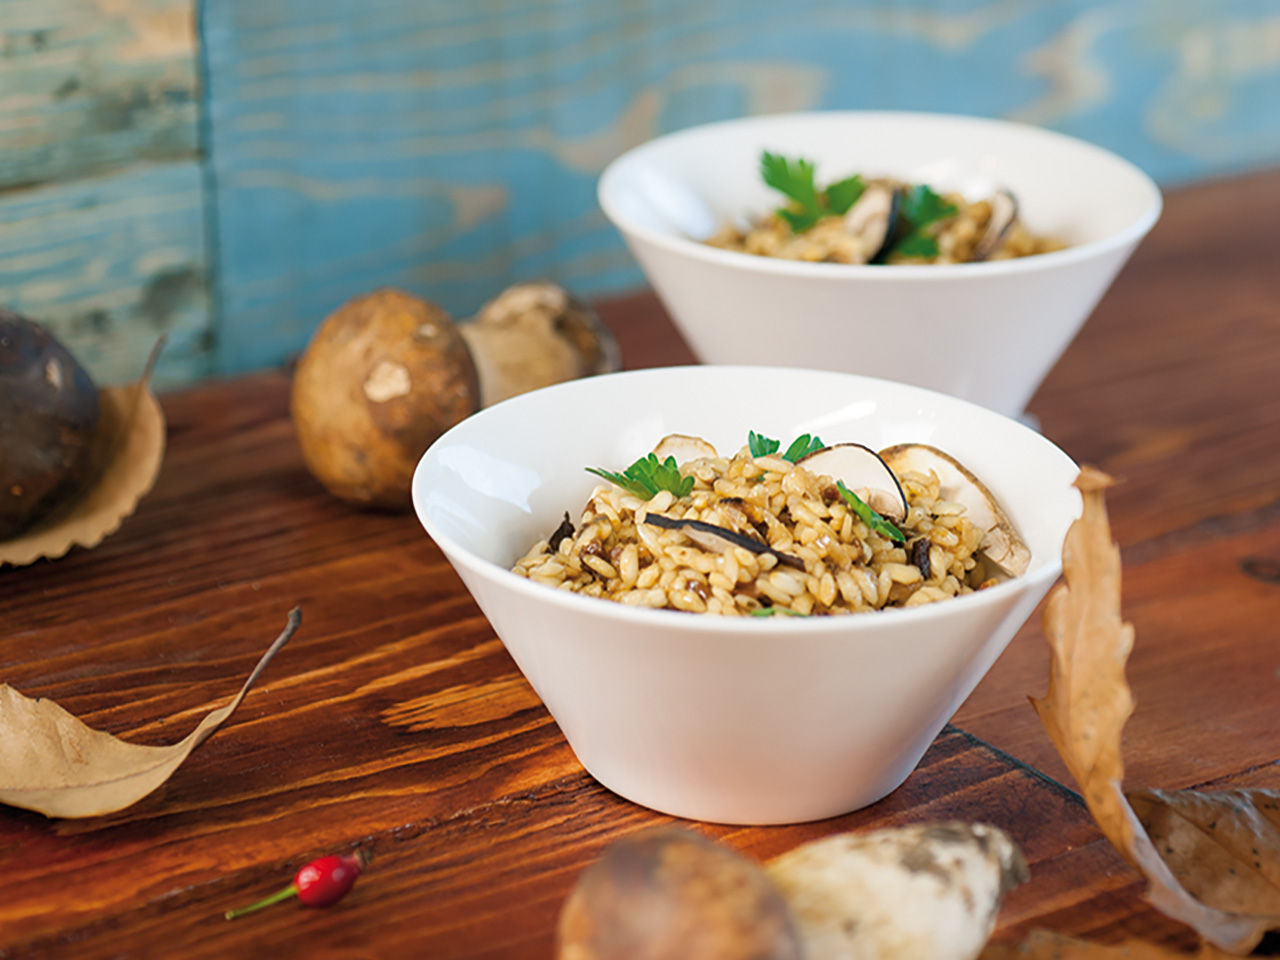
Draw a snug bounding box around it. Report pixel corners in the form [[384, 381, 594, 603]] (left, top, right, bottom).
[[836, 480, 905, 544], [748, 606, 809, 617], [761, 152, 865, 234], [586, 454, 694, 500], [748, 430, 825, 462], [888, 184, 958, 260], [748, 430, 780, 457], [782, 433, 825, 462]]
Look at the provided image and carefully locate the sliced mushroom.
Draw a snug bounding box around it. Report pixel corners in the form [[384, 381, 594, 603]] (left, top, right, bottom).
[[643, 513, 805, 571], [878, 443, 1030, 577], [548, 511, 575, 552], [795, 444, 908, 523], [652, 433, 719, 465], [970, 189, 1018, 262], [843, 182, 899, 264]]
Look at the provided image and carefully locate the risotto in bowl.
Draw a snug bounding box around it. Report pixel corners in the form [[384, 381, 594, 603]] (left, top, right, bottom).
[[598, 111, 1161, 416], [413, 366, 1079, 823]]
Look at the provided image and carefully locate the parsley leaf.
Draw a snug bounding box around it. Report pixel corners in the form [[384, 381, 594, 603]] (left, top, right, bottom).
[[748, 606, 809, 617], [889, 184, 957, 260], [836, 480, 906, 544], [748, 431, 825, 462], [892, 232, 941, 259], [586, 454, 694, 500], [760, 153, 866, 234], [761, 152, 824, 233], [748, 430, 780, 457], [823, 175, 866, 215], [782, 433, 825, 462]]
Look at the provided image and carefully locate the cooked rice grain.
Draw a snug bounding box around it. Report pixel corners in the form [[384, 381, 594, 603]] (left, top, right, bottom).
[[512, 447, 994, 617]]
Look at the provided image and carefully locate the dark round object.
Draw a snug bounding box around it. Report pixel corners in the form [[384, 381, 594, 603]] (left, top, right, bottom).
[[0, 310, 99, 538]]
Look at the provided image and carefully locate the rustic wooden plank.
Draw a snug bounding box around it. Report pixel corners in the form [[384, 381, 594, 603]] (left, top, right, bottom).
[[200, 0, 1280, 376], [1028, 169, 1280, 549], [0, 727, 1156, 958], [0, 0, 198, 190], [0, 160, 211, 385]]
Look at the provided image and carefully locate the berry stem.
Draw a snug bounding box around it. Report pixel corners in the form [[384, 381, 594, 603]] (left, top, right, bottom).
[[224, 883, 299, 920]]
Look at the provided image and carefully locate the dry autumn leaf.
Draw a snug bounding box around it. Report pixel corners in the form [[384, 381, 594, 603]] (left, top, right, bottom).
[[0, 339, 166, 567], [1032, 468, 1280, 953], [0, 608, 300, 818]]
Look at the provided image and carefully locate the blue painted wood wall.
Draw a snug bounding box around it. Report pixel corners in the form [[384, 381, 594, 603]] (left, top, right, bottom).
[[3, 0, 1279, 386]]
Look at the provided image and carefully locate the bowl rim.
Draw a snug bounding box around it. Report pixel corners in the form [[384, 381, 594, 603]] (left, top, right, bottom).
[[597, 109, 1163, 282], [413, 364, 1081, 637]]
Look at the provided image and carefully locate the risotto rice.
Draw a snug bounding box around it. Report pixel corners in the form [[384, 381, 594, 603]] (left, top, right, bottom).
[[708, 186, 1063, 265], [512, 442, 1006, 616]]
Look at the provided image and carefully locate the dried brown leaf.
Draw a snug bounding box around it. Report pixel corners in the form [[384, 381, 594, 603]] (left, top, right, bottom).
[[981, 929, 1237, 960], [1033, 468, 1280, 953], [0, 609, 300, 818], [0, 342, 166, 567]]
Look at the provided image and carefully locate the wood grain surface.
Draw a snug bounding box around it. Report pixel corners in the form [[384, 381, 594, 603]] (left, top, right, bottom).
[[0, 0, 209, 388], [0, 0, 198, 191], [0, 162, 211, 387], [2, 170, 1279, 958]]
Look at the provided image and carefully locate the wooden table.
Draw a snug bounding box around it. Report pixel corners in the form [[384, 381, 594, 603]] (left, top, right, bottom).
[[3, 170, 1279, 959]]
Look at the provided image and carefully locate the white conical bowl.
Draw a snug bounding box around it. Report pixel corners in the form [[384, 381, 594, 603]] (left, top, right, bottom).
[[599, 111, 1161, 417], [414, 366, 1080, 824]]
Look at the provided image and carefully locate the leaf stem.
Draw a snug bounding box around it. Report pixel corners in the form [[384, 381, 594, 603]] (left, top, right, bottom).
[[225, 883, 299, 920]]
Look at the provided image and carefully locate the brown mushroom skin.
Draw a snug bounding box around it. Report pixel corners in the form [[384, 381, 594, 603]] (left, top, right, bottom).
[[557, 825, 802, 960], [290, 289, 480, 510], [0, 311, 100, 538]]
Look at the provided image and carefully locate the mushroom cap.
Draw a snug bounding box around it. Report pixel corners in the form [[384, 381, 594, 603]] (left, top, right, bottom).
[[557, 825, 802, 960], [290, 288, 480, 510], [879, 442, 1031, 576], [0, 311, 100, 538]]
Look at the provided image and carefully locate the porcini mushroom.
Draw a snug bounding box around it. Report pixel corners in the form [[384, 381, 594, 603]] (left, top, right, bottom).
[[651, 433, 719, 465], [796, 443, 908, 522], [291, 289, 481, 509], [556, 825, 802, 960], [766, 822, 1028, 960], [843, 181, 900, 264], [460, 281, 621, 406], [971, 189, 1019, 262], [643, 513, 805, 571], [879, 443, 1031, 576]]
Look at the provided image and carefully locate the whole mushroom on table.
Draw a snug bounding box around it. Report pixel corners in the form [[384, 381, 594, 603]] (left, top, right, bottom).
[[290, 283, 620, 510]]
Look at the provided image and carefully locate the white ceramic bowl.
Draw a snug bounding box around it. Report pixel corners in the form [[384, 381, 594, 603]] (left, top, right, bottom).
[[413, 366, 1080, 824], [598, 111, 1161, 417]]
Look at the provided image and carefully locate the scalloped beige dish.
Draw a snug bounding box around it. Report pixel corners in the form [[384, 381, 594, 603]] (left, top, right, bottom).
[[0, 374, 165, 568]]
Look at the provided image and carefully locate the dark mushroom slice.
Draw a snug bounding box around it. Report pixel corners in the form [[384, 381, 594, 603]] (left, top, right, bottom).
[[879, 443, 1030, 578], [970, 189, 1018, 262], [795, 443, 908, 523], [843, 181, 900, 264], [910, 537, 933, 579], [643, 513, 805, 571], [548, 511, 575, 552]]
